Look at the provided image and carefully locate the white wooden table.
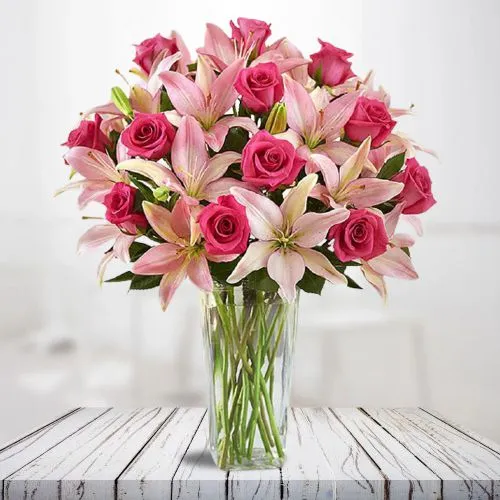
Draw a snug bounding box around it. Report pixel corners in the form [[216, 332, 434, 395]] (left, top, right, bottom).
[[1, 408, 500, 499]]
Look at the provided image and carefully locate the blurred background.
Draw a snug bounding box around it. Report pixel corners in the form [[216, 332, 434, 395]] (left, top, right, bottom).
[[1, 0, 499, 443]]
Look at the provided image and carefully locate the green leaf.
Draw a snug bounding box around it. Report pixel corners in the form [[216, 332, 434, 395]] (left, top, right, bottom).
[[187, 62, 198, 72], [317, 245, 361, 268], [105, 271, 134, 283], [128, 174, 156, 203], [208, 260, 239, 284], [219, 127, 249, 154], [160, 90, 174, 112], [297, 268, 325, 295], [129, 274, 162, 290], [401, 246, 411, 257], [129, 242, 151, 262], [377, 152, 405, 180], [111, 86, 133, 118], [373, 201, 397, 214], [245, 268, 279, 293], [346, 275, 363, 289]]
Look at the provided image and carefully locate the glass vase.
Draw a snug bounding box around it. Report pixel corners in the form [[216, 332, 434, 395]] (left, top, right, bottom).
[[201, 283, 299, 470]]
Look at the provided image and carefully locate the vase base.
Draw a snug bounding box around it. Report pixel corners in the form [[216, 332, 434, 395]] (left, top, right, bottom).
[[210, 448, 284, 471]]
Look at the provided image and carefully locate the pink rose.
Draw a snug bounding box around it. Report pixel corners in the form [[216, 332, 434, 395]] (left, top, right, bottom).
[[393, 158, 436, 214], [328, 209, 389, 262], [63, 115, 109, 153], [235, 62, 284, 114], [241, 131, 306, 191], [308, 40, 356, 87], [230, 18, 271, 55], [121, 113, 176, 160], [103, 183, 147, 228], [198, 195, 250, 256], [344, 96, 396, 148], [133, 33, 178, 75]]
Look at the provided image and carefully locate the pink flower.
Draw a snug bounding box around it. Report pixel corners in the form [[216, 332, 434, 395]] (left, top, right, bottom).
[[134, 33, 178, 75], [121, 113, 176, 160], [198, 195, 250, 256], [344, 96, 396, 148], [103, 182, 147, 228], [328, 209, 389, 262], [308, 40, 355, 87], [230, 18, 271, 56], [63, 115, 109, 153], [241, 130, 305, 191], [393, 158, 436, 214], [235, 62, 284, 114]]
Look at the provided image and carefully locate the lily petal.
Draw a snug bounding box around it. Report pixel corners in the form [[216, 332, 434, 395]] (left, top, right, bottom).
[[171, 116, 209, 187], [283, 76, 318, 140], [202, 23, 234, 70], [320, 91, 359, 140], [296, 247, 347, 285], [342, 178, 404, 208], [392, 234, 416, 248], [209, 58, 245, 119], [132, 243, 184, 275], [113, 234, 136, 262], [368, 247, 419, 280], [385, 203, 405, 238], [200, 152, 241, 186], [65, 147, 122, 182], [187, 255, 213, 291], [361, 260, 387, 300], [275, 129, 304, 149], [314, 154, 340, 193], [230, 187, 283, 240], [293, 208, 350, 248], [159, 264, 188, 311], [97, 251, 115, 286], [142, 201, 184, 244], [78, 182, 113, 209], [203, 178, 256, 201], [227, 241, 276, 283], [159, 70, 206, 117], [267, 249, 305, 302], [77, 224, 120, 254], [338, 137, 372, 190], [117, 159, 183, 193], [147, 51, 183, 96], [195, 55, 216, 97], [281, 173, 318, 228]]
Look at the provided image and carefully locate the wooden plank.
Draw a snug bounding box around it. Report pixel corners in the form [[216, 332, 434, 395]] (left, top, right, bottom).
[[0, 409, 80, 454], [171, 414, 227, 500], [366, 408, 500, 499], [302, 407, 385, 499], [117, 407, 206, 499], [0, 409, 107, 480], [229, 467, 280, 500], [5, 408, 173, 500], [280, 408, 334, 499], [334, 408, 441, 499], [421, 408, 500, 456]]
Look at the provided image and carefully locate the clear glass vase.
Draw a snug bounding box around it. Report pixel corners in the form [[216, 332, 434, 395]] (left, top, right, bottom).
[[201, 283, 299, 470]]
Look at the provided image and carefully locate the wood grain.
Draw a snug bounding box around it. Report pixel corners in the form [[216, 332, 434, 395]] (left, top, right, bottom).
[[1, 407, 499, 500], [366, 408, 500, 499]]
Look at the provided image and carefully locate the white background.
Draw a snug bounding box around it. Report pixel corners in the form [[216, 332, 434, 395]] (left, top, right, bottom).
[[1, 0, 499, 443]]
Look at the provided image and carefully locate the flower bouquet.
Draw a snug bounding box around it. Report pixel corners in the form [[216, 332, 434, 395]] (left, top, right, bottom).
[[58, 17, 436, 470]]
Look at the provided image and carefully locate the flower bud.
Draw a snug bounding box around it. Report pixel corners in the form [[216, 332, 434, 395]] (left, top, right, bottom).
[[265, 103, 287, 134], [153, 186, 170, 202]]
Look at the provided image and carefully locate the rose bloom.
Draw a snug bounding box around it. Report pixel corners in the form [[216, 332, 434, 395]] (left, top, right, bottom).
[[133, 33, 178, 75], [308, 39, 355, 87], [344, 96, 396, 148], [328, 209, 389, 262], [63, 114, 109, 153], [198, 195, 250, 256], [235, 62, 284, 114], [121, 113, 176, 160], [230, 17, 271, 55], [103, 183, 147, 228], [241, 131, 306, 191], [393, 158, 436, 215]]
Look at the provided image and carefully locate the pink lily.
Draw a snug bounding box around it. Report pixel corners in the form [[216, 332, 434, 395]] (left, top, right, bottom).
[[132, 199, 230, 310], [312, 137, 404, 209], [77, 223, 137, 284], [361, 203, 418, 298], [159, 57, 258, 151], [117, 115, 247, 204], [227, 174, 350, 301], [57, 147, 126, 208], [279, 76, 360, 173]]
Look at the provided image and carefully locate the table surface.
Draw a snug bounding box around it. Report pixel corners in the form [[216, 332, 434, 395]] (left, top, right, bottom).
[[0, 408, 499, 499]]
